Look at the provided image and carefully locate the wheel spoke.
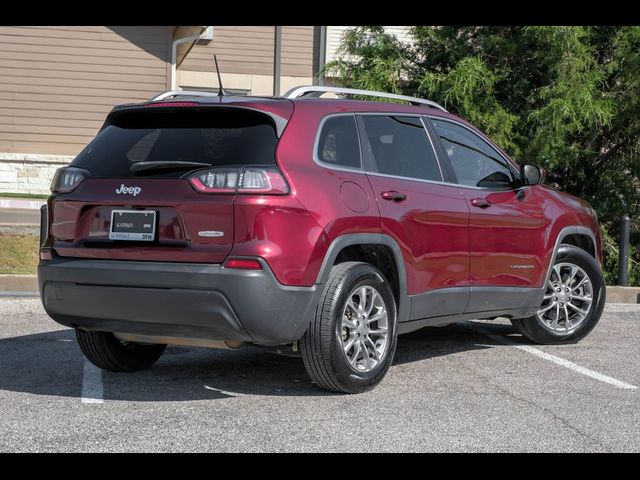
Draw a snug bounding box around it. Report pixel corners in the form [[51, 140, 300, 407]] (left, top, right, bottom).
[[342, 316, 357, 329], [567, 302, 588, 316], [368, 326, 388, 335], [366, 295, 375, 316], [543, 294, 555, 300], [553, 265, 562, 284], [346, 298, 358, 315], [360, 340, 370, 370], [571, 295, 592, 303], [538, 301, 557, 315], [565, 266, 578, 288], [343, 335, 357, 354], [364, 336, 379, 360], [367, 310, 387, 324], [359, 287, 368, 313], [349, 341, 361, 367], [563, 304, 570, 330], [571, 276, 589, 292]]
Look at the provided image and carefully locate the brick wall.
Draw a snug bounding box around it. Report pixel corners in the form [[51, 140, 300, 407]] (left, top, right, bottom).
[[0, 153, 72, 195]]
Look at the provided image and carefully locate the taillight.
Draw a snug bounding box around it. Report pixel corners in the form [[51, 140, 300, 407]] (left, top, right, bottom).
[[189, 168, 238, 193], [50, 167, 90, 193], [187, 167, 289, 195]]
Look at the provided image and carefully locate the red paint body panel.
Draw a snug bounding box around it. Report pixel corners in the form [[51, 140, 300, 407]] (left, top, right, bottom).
[[50, 178, 235, 263], [461, 186, 547, 287], [366, 174, 470, 294], [273, 102, 381, 285], [231, 195, 328, 286], [537, 185, 603, 268]]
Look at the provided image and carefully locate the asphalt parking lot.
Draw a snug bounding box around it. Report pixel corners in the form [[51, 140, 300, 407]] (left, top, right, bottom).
[[0, 297, 638, 452]]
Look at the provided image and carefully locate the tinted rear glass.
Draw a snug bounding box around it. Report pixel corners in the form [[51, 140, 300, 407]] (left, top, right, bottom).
[[71, 108, 278, 178], [316, 115, 361, 168]]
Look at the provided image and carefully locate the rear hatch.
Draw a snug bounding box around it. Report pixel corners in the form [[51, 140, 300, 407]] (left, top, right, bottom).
[[48, 105, 283, 263]]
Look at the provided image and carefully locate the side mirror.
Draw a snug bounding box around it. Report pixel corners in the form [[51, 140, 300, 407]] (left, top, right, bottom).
[[521, 164, 544, 186]]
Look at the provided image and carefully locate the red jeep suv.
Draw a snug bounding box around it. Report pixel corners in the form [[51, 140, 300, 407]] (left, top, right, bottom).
[[38, 86, 606, 393]]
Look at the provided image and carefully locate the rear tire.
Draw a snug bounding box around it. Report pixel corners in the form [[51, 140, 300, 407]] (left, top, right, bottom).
[[76, 329, 166, 372], [300, 262, 397, 394], [511, 245, 605, 344]]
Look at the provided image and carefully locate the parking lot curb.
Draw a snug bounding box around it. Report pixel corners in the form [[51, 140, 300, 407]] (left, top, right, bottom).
[[606, 286, 640, 304], [0, 275, 38, 293], [0, 275, 639, 304]]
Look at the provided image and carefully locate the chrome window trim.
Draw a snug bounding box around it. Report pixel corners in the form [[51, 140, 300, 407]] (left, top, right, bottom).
[[366, 171, 521, 192], [312, 113, 364, 173], [366, 171, 458, 187], [427, 115, 521, 181]]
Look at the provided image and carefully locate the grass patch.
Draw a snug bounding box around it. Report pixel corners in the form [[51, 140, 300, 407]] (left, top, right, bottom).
[[0, 235, 39, 274], [0, 192, 49, 200]]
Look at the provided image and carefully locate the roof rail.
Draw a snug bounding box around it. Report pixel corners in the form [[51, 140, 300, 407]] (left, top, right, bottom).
[[149, 90, 220, 101], [283, 85, 447, 112]]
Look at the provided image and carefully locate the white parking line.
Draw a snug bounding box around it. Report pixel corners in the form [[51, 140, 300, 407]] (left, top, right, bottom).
[[204, 385, 240, 397], [81, 360, 104, 404], [467, 322, 638, 390]]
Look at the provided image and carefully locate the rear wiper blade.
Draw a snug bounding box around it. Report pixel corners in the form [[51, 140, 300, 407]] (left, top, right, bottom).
[[130, 161, 210, 173]]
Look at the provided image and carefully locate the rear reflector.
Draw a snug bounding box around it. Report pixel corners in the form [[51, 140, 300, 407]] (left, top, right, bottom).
[[188, 167, 289, 195], [40, 248, 53, 261], [224, 259, 263, 270]]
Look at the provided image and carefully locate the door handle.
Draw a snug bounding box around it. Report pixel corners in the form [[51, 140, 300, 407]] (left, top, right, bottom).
[[470, 198, 491, 208], [381, 191, 407, 202]]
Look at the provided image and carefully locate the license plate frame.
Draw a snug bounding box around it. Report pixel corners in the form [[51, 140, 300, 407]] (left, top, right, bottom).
[[109, 209, 157, 242]]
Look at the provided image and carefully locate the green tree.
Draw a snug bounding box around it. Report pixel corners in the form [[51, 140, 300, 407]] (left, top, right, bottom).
[[327, 26, 640, 284]]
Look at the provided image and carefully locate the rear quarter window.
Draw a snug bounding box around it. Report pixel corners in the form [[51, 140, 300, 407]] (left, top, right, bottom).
[[315, 115, 361, 169]]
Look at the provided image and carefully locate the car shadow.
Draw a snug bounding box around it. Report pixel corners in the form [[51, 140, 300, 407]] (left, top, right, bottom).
[[0, 321, 527, 402]]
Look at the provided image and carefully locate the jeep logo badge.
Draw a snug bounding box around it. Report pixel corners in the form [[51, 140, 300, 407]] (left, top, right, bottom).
[[115, 184, 142, 196]]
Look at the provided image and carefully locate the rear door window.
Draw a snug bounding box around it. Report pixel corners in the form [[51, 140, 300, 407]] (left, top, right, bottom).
[[360, 115, 442, 182], [71, 109, 278, 178]]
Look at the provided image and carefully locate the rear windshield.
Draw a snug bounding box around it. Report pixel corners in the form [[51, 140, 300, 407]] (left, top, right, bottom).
[[71, 108, 278, 178]]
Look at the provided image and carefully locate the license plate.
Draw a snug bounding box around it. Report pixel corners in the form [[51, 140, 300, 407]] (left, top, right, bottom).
[[109, 210, 156, 241]]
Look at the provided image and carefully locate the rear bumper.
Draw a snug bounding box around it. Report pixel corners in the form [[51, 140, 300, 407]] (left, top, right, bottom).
[[38, 258, 318, 345]]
